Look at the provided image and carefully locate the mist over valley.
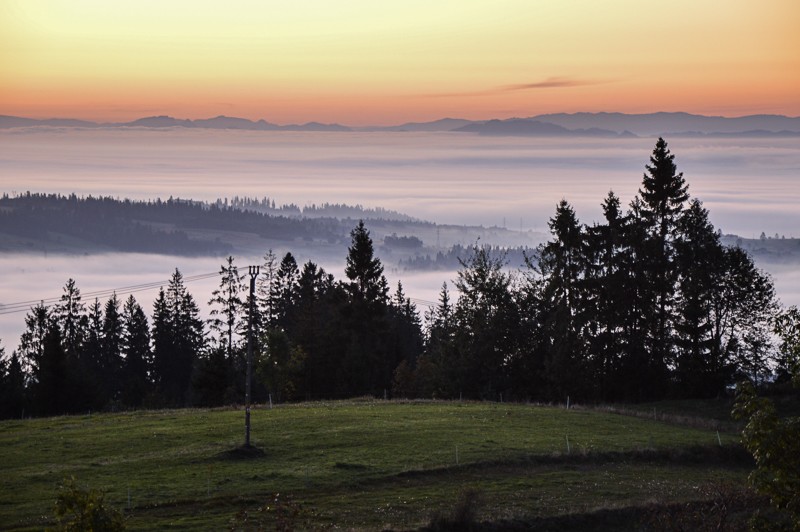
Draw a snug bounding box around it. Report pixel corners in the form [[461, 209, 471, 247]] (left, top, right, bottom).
[[1, 128, 799, 351]]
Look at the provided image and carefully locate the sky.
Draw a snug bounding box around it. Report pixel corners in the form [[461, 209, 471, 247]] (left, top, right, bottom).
[[2, 0, 799, 125]]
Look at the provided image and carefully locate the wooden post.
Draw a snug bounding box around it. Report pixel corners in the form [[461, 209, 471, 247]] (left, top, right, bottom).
[[245, 265, 259, 447]]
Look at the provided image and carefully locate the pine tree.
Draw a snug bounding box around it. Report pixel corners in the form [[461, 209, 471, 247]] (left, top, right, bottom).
[[54, 278, 88, 361], [345, 220, 388, 306], [101, 293, 124, 404], [420, 282, 455, 397], [151, 270, 204, 406], [585, 191, 629, 400], [208, 256, 245, 359], [673, 199, 722, 395], [80, 298, 105, 409], [453, 245, 518, 399], [32, 322, 68, 416], [386, 281, 424, 396], [121, 295, 151, 407], [341, 221, 391, 395], [539, 200, 588, 399], [257, 249, 279, 330], [0, 347, 26, 419], [273, 253, 300, 331], [16, 302, 51, 380], [637, 138, 689, 390]]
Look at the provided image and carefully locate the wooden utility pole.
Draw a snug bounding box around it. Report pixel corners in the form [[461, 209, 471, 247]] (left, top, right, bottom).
[[245, 265, 259, 448]]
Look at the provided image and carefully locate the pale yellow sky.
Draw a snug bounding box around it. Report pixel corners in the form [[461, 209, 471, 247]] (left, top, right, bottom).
[[1, 0, 798, 124]]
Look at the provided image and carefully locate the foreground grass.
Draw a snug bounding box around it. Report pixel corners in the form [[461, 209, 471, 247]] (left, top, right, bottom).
[[0, 400, 748, 530]]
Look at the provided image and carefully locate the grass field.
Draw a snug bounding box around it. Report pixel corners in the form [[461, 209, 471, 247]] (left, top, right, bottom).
[[0, 400, 752, 530]]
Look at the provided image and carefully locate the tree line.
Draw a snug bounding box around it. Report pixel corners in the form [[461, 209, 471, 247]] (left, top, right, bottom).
[[0, 140, 789, 418], [410, 139, 780, 403], [0, 219, 422, 417]]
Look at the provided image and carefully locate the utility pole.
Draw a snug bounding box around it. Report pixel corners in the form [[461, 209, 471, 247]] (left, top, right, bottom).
[[245, 265, 259, 448]]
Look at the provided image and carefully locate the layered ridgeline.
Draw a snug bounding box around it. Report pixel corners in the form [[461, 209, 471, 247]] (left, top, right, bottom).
[[0, 193, 530, 257], [3, 111, 800, 137], [0, 139, 793, 419]]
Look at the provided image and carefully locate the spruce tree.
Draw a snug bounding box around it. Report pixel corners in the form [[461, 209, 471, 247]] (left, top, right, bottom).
[[33, 322, 68, 416], [121, 295, 151, 407], [54, 278, 88, 361], [101, 293, 124, 404], [273, 253, 300, 331], [539, 200, 587, 399], [151, 270, 204, 406], [453, 245, 518, 399], [81, 298, 105, 409], [341, 220, 390, 395], [674, 199, 722, 395], [0, 348, 26, 419], [208, 255, 245, 359], [17, 302, 51, 380], [257, 249, 279, 330], [585, 191, 629, 400], [345, 220, 388, 306], [636, 138, 689, 397]]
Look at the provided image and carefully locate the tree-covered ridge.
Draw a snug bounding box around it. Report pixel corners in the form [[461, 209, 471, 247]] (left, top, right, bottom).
[[0, 193, 345, 254], [217, 196, 421, 222], [0, 140, 790, 419]]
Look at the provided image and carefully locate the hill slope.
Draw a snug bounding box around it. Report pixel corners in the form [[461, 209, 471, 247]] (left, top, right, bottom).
[[0, 401, 750, 530]]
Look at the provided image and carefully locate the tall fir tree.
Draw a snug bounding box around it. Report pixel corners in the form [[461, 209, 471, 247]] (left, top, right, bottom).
[[101, 293, 124, 405], [32, 322, 68, 416], [54, 278, 88, 361], [539, 200, 588, 399], [121, 295, 151, 407], [636, 138, 689, 397], [16, 302, 51, 381], [453, 245, 518, 399], [151, 270, 204, 406], [585, 191, 629, 400], [673, 199, 722, 395], [345, 220, 389, 307], [0, 346, 26, 419], [341, 220, 391, 395], [257, 249, 279, 331], [273, 253, 300, 331], [207, 255, 245, 359]]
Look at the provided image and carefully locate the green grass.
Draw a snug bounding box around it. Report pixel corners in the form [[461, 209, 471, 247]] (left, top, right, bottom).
[[0, 400, 750, 530]]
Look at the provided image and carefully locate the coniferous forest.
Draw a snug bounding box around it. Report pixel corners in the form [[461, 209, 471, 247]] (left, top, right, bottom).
[[0, 139, 790, 418]]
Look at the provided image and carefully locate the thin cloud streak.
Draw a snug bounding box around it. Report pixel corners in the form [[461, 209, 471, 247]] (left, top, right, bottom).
[[416, 77, 611, 99], [501, 77, 608, 91]]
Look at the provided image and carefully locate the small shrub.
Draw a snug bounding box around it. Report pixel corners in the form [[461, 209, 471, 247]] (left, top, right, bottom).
[[51, 477, 125, 532]]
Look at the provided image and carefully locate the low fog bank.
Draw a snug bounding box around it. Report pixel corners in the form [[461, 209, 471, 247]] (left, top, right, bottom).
[[0, 252, 454, 353], [1, 130, 798, 237], [1, 250, 798, 356], [2, 130, 798, 351]]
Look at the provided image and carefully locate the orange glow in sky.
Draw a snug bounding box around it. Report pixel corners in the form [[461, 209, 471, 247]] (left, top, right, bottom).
[[1, 0, 798, 125]]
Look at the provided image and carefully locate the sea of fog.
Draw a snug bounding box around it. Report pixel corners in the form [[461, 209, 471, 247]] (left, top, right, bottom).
[[1, 128, 799, 350]]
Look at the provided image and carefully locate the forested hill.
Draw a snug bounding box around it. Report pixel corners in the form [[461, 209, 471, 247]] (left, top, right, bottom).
[[0, 193, 537, 257], [0, 193, 346, 255]]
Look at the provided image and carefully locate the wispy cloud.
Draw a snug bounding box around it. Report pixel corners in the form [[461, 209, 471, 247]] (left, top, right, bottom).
[[417, 77, 609, 98], [501, 77, 602, 91]]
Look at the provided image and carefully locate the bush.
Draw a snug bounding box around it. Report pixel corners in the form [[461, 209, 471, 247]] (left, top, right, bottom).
[[51, 477, 125, 531]]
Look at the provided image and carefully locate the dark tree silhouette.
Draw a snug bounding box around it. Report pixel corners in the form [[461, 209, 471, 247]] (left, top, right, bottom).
[[120, 295, 151, 407]]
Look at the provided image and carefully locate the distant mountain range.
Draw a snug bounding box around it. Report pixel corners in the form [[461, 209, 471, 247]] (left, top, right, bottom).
[[2, 112, 799, 137], [0, 114, 351, 132]]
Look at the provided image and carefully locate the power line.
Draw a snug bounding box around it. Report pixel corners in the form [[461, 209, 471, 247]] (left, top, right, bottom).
[[409, 297, 437, 308], [0, 271, 219, 316], [1, 272, 441, 315]]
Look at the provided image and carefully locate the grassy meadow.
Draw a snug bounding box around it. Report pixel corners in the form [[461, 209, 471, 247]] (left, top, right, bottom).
[[0, 400, 752, 530]]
